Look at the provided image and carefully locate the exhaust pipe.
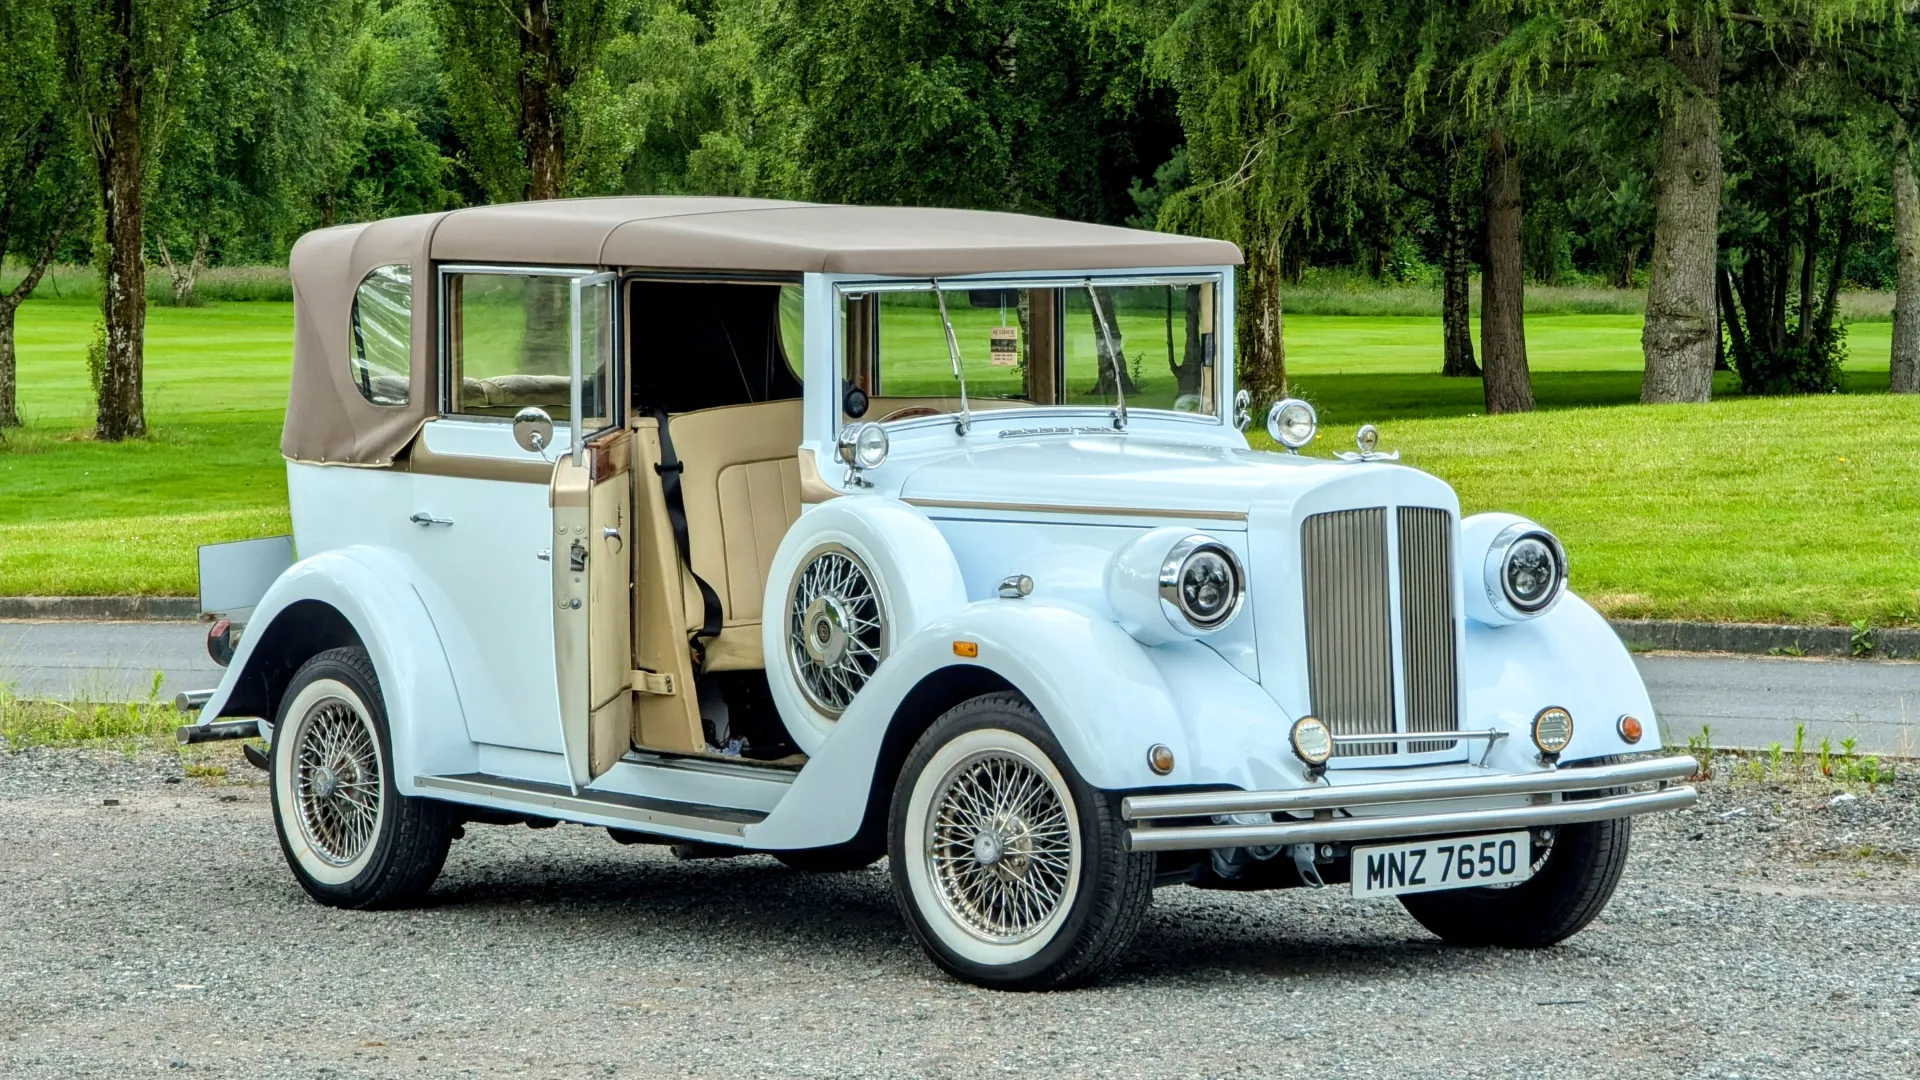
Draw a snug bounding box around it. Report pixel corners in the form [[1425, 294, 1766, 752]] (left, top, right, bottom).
[[174, 689, 215, 713]]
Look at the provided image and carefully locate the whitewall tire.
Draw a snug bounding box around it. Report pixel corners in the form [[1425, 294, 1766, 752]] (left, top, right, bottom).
[[763, 499, 966, 754], [269, 647, 453, 908], [889, 694, 1153, 989]]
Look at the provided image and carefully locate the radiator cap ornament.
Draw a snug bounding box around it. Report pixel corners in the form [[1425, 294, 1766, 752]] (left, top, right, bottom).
[[1338, 423, 1398, 462]]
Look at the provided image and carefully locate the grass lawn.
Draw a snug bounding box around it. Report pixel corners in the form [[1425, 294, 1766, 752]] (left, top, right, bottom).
[[1, 292, 1913, 626]]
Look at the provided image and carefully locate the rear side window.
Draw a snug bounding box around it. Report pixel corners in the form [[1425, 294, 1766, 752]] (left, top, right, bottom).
[[350, 264, 412, 406]]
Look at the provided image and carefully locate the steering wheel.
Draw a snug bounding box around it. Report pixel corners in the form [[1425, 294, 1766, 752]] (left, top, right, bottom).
[[876, 406, 944, 423]]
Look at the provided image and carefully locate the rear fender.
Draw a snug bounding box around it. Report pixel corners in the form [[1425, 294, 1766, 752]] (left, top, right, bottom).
[[202, 547, 474, 789]]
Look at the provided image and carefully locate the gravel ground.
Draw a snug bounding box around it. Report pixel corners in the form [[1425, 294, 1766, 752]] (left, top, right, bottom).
[[2, 747, 1915, 1080]]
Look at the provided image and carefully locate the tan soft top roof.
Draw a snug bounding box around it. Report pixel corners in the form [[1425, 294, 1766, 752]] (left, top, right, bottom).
[[426, 197, 1243, 274], [283, 198, 1242, 467]]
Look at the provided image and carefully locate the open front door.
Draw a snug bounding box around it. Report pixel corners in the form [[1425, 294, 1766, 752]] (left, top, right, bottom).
[[551, 272, 630, 790]]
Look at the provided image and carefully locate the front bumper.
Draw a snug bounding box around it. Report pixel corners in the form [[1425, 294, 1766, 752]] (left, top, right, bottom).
[[1122, 754, 1698, 853]]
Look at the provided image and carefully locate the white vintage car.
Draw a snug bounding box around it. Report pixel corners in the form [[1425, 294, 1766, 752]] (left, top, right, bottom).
[[180, 197, 1696, 989]]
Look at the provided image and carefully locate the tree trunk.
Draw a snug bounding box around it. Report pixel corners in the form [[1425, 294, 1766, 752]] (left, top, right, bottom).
[[1239, 229, 1287, 407], [1891, 127, 1920, 392], [1795, 199, 1819, 347], [1640, 21, 1723, 404], [1814, 201, 1852, 344], [95, 29, 147, 442], [1440, 156, 1480, 377], [521, 0, 564, 200], [1173, 284, 1206, 398], [0, 300, 18, 429], [1087, 286, 1136, 396], [1480, 125, 1533, 413]]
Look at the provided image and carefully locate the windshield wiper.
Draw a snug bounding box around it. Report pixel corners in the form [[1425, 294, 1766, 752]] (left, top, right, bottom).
[[931, 279, 973, 435], [1084, 279, 1127, 431]]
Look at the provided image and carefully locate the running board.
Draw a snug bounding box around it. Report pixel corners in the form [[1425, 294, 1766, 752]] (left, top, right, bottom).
[[414, 773, 768, 838]]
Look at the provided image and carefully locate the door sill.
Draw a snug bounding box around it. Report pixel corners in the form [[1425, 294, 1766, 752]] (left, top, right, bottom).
[[415, 773, 767, 837], [622, 749, 806, 779]]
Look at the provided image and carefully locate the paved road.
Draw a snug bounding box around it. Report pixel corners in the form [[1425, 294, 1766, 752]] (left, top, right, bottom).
[[0, 620, 220, 703], [2, 619, 1916, 754]]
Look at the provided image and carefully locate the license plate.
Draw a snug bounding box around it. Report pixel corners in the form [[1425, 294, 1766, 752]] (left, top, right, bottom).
[[1351, 831, 1531, 898]]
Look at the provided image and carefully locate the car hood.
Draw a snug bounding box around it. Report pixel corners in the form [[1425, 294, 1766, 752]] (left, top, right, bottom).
[[895, 433, 1452, 521]]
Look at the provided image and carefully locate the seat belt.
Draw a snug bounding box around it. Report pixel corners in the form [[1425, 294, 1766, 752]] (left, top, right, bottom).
[[647, 406, 724, 669]]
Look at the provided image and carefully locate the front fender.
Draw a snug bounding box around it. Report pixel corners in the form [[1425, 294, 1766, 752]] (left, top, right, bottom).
[[745, 598, 1301, 849], [1463, 592, 1659, 765], [203, 546, 475, 790]]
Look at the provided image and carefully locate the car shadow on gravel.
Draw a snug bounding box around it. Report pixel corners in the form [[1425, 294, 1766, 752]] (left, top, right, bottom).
[[399, 837, 1484, 987]]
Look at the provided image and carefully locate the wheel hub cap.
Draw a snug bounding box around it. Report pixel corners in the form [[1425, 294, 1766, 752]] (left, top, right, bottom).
[[926, 750, 1074, 944], [292, 697, 383, 868], [788, 545, 886, 716], [801, 596, 852, 667]]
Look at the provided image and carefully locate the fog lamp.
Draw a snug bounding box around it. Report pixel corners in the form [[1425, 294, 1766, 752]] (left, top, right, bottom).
[[1532, 707, 1574, 756], [1290, 716, 1333, 767]]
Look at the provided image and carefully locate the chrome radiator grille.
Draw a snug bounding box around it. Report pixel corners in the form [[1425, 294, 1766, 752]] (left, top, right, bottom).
[[1301, 509, 1396, 756], [1397, 507, 1461, 751], [1300, 506, 1460, 759]]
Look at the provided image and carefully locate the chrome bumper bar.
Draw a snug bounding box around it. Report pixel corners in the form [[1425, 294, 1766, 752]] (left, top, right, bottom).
[[1122, 754, 1699, 854]]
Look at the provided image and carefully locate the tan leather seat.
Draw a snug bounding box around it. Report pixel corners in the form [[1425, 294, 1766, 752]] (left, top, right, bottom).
[[665, 400, 804, 671]]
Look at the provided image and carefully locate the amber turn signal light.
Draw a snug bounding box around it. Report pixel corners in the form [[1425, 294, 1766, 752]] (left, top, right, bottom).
[[952, 641, 979, 658], [1147, 744, 1175, 775], [1618, 714, 1644, 744]]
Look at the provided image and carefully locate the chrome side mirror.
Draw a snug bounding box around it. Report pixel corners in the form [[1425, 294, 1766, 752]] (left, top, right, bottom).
[[1233, 388, 1252, 432], [512, 407, 554, 454]]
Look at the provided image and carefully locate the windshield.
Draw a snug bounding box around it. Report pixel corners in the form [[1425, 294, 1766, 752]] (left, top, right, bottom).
[[839, 278, 1221, 421]]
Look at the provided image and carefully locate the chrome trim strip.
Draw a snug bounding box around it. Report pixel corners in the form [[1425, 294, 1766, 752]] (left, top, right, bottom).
[[1121, 754, 1699, 820], [904, 497, 1248, 522], [1331, 729, 1505, 745], [619, 751, 800, 785], [1125, 786, 1697, 852], [415, 773, 766, 836]]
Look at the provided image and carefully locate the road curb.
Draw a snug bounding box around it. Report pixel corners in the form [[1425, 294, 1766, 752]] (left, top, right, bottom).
[[1610, 618, 1920, 659], [0, 596, 201, 621]]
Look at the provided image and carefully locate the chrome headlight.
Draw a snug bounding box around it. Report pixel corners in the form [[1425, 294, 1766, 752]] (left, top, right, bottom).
[[1107, 527, 1247, 643], [837, 421, 889, 471], [1463, 514, 1567, 625], [1158, 535, 1246, 632], [1266, 398, 1317, 450]]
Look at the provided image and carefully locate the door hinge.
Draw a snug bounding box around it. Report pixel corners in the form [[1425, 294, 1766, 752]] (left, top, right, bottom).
[[631, 669, 676, 696]]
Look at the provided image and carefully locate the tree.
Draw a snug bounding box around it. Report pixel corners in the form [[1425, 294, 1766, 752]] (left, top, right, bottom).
[[1480, 122, 1533, 411], [64, 0, 209, 440], [433, 0, 635, 201], [0, 0, 85, 430], [1894, 124, 1920, 392]]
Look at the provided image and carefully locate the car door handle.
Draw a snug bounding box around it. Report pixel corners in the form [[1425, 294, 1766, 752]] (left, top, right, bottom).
[[409, 512, 454, 527]]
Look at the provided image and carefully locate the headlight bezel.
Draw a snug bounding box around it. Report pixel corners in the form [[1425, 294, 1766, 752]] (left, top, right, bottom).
[[1157, 534, 1247, 634], [1266, 398, 1318, 451], [1483, 521, 1568, 621], [836, 421, 890, 472]]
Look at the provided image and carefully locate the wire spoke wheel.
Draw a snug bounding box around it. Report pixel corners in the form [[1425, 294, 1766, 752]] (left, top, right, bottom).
[[293, 696, 385, 867], [924, 749, 1076, 944], [788, 544, 886, 716]]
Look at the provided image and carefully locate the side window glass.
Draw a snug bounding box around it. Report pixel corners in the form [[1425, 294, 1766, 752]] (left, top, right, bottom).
[[444, 271, 613, 430], [349, 264, 411, 406], [778, 284, 806, 383]]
